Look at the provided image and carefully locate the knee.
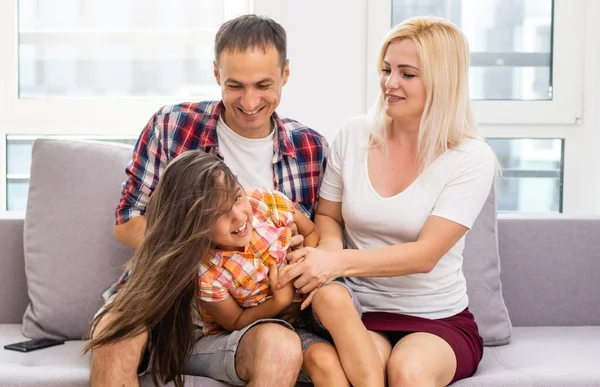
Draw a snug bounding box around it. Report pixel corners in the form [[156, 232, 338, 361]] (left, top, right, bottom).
[[388, 360, 435, 387], [312, 284, 354, 314], [249, 323, 303, 364], [303, 344, 340, 373]]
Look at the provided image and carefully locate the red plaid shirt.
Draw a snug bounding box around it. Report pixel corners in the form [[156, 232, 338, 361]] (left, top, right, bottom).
[[115, 101, 328, 223], [103, 101, 327, 302]]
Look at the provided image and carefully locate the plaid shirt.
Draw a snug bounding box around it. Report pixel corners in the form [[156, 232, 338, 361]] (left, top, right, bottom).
[[104, 101, 327, 301], [199, 188, 304, 335], [116, 100, 328, 223]]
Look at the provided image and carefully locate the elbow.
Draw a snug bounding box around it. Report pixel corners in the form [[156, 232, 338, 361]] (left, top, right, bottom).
[[419, 261, 437, 274], [417, 254, 440, 274], [114, 224, 126, 245]]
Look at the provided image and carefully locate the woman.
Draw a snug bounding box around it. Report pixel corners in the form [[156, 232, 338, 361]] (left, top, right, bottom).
[[278, 16, 497, 386]]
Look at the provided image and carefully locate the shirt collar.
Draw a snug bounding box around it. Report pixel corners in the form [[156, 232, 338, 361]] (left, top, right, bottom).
[[210, 101, 297, 161]]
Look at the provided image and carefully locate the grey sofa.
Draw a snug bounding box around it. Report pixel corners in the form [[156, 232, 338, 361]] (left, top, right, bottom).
[[1, 138, 600, 387]]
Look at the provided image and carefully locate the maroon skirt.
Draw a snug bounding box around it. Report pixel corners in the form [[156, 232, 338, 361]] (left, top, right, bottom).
[[362, 308, 483, 384]]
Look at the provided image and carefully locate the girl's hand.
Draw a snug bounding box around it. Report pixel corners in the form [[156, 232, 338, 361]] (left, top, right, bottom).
[[278, 302, 302, 325], [269, 262, 295, 308]]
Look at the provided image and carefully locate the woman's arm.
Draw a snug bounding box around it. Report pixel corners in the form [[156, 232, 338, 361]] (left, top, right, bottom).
[[340, 215, 467, 277], [278, 215, 468, 295]]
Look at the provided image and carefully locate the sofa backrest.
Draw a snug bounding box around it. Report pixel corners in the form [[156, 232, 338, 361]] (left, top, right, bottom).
[[0, 215, 28, 324], [21, 138, 134, 340], [498, 214, 600, 327]]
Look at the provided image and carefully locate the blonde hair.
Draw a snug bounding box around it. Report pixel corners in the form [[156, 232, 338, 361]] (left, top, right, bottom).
[[369, 16, 480, 171]]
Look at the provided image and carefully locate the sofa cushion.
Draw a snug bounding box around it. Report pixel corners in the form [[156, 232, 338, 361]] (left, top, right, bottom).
[[453, 326, 600, 387], [463, 186, 512, 345], [21, 139, 134, 340], [0, 324, 231, 387]]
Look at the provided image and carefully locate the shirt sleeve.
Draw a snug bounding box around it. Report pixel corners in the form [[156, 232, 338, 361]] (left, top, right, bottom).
[[247, 188, 295, 228], [198, 258, 231, 303], [318, 128, 344, 202], [115, 110, 168, 225], [430, 141, 497, 229]]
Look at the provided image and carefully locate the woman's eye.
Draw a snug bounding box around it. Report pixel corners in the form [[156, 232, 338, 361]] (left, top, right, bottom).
[[402, 73, 416, 78], [382, 68, 391, 74]]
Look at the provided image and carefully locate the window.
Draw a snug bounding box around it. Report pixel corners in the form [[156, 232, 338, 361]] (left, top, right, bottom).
[[0, 1, 252, 212], [392, 0, 552, 101], [366, 0, 584, 124], [18, 0, 252, 98], [488, 138, 563, 212], [5, 135, 138, 211]]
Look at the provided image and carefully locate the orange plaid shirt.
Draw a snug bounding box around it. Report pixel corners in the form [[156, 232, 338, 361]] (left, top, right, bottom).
[[198, 188, 303, 335]]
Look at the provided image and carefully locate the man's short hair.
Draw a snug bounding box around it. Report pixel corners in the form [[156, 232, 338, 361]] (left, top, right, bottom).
[[214, 14, 287, 70]]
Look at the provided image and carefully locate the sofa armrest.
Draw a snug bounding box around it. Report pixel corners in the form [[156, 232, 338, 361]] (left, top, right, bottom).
[[0, 214, 29, 324], [498, 214, 600, 327]]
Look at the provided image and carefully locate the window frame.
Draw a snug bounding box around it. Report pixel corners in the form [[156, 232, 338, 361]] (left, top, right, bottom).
[[366, 0, 585, 125]]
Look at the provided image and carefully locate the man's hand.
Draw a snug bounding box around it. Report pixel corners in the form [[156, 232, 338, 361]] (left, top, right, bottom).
[[269, 262, 295, 308], [278, 302, 302, 325], [289, 222, 304, 250]]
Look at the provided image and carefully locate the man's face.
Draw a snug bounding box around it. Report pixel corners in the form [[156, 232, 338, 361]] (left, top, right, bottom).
[[214, 46, 289, 139]]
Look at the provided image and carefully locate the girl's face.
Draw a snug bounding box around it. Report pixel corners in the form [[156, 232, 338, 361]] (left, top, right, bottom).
[[211, 184, 254, 251], [380, 39, 427, 124]]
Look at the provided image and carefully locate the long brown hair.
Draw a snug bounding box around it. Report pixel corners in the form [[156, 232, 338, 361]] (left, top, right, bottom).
[[83, 150, 238, 387]]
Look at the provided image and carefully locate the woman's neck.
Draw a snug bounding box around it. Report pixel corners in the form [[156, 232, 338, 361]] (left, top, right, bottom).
[[389, 119, 420, 150]]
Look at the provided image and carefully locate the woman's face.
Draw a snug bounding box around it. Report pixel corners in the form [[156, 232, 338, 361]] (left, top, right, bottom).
[[380, 39, 427, 124]]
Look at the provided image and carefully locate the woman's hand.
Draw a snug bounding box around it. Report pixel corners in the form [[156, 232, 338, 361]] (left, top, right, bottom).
[[276, 247, 343, 297]]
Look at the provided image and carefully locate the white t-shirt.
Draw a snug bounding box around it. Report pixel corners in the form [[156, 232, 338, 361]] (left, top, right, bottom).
[[319, 116, 496, 319], [216, 115, 275, 190]]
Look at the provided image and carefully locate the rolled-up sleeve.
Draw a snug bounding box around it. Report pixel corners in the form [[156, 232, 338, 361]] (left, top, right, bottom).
[[115, 111, 167, 224]]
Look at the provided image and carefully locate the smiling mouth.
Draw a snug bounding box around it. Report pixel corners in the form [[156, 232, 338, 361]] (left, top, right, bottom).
[[386, 95, 405, 101], [232, 222, 248, 235], [238, 107, 263, 115]]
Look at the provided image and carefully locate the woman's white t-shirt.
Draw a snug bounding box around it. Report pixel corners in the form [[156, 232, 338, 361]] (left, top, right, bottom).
[[319, 116, 496, 319]]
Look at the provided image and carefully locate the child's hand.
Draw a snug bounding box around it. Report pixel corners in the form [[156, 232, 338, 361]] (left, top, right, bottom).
[[269, 262, 295, 308]]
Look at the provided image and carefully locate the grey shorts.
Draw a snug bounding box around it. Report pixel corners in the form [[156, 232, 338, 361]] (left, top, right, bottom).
[[187, 318, 294, 386], [188, 280, 361, 385], [92, 281, 360, 385]]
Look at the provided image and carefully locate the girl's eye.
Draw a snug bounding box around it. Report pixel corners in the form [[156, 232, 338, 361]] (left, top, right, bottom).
[[235, 195, 242, 201]]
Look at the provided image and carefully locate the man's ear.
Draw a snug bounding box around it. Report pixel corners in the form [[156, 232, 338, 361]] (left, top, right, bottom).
[[282, 59, 290, 86], [213, 61, 221, 85]]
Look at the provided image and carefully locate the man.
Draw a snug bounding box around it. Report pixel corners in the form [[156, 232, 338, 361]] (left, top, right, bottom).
[[91, 14, 328, 387]]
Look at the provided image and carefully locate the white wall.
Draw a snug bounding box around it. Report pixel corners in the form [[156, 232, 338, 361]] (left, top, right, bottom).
[[255, 0, 368, 140]]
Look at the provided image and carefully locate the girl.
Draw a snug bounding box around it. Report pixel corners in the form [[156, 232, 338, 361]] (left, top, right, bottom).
[[84, 150, 383, 387]]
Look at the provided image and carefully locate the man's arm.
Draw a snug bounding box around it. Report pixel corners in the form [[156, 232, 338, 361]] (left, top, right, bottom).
[[292, 211, 319, 248], [114, 216, 146, 250], [114, 110, 166, 249]]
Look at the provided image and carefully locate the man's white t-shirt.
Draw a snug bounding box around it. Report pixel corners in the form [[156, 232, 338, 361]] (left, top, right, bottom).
[[216, 115, 275, 190], [319, 116, 496, 319]]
